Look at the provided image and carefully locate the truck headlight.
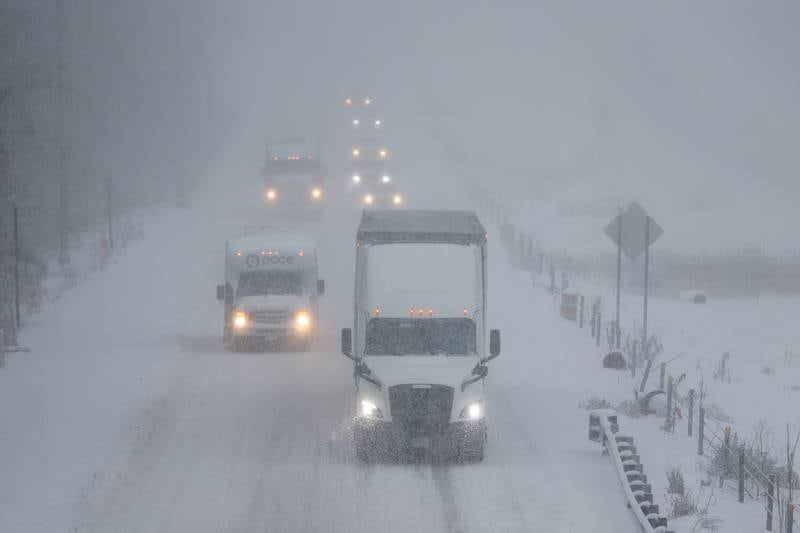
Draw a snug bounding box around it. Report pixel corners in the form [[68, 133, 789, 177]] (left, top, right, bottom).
[[352, 174, 361, 184], [381, 175, 391, 184], [295, 310, 311, 330], [459, 401, 484, 421], [311, 187, 323, 200], [392, 194, 403, 206], [266, 189, 277, 201], [361, 400, 383, 419], [233, 310, 249, 329], [363, 194, 374, 205]]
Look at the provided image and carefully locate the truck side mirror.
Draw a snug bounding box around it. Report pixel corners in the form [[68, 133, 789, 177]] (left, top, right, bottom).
[[489, 329, 501, 358], [216, 285, 225, 301], [341, 328, 354, 359], [317, 279, 326, 295]]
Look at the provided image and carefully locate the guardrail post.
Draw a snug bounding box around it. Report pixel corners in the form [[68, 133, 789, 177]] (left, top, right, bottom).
[[720, 427, 731, 488], [698, 406, 705, 456], [687, 389, 695, 437], [738, 448, 745, 503], [767, 474, 775, 530]]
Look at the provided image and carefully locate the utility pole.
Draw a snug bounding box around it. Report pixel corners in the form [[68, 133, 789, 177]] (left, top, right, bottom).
[[106, 176, 113, 252], [13, 202, 20, 328], [615, 207, 623, 349], [56, 0, 70, 266]]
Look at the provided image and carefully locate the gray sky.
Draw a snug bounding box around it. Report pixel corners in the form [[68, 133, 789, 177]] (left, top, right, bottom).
[[58, 0, 800, 250]]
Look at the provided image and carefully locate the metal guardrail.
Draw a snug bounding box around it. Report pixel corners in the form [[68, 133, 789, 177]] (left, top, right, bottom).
[[590, 409, 674, 533]]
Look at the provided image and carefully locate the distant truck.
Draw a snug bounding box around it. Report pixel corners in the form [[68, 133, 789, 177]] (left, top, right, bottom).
[[261, 139, 326, 215], [341, 210, 501, 462], [217, 226, 325, 351]]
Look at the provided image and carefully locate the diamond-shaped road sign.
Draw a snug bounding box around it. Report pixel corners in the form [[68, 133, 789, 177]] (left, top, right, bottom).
[[604, 201, 664, 259]]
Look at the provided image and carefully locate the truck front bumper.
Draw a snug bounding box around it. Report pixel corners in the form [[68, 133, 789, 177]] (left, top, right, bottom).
[[354, 416, 485, 456]]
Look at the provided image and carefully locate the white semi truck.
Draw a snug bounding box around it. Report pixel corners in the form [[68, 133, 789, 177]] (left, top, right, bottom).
[[341, 210, 501, 462], [261, 138, 326, 216], [217, 226, 325, 351]]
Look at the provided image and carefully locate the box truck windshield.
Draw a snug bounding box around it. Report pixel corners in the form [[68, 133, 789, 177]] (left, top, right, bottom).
[[237, 271, 304, 297]]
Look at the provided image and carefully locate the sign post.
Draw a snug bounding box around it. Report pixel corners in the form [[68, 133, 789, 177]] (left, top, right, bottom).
[[604, 202, 663, 387]]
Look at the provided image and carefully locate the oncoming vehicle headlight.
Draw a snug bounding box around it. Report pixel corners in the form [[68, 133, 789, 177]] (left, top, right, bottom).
[[295, 310, 311, 330], [381, 175, 391, 184], [360, 400, 383, 419], [459, 401, 484, 421], [363, 194, 374, 205], [392, 194, 403, 206], [311, 187, 323, 200], [266, 189, 277, 201], [352, 174, 361, 184], [233, 310, 249, 329]]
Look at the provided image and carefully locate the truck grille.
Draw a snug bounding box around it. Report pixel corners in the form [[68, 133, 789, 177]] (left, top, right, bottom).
[[388, 384, 453, 435], [250, 310, 291, 324]]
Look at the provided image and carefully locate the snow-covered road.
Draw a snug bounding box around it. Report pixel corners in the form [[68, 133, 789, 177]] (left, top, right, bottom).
[[1, 164, 639, 532]]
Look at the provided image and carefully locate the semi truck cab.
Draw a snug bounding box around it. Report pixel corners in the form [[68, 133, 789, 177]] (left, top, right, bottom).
[[341, 210, 500, 462], [217, 226, 324, 351]]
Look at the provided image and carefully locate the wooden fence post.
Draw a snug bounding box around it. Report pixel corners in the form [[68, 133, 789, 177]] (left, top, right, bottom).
[[596, 311, 601, 347], [738, 448, 745, 503], [698, 407, 705, 456]]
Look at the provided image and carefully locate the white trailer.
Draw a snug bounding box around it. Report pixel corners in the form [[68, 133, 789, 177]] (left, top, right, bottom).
[[341, 210, 500, 462], [217, 226, 325, 351]]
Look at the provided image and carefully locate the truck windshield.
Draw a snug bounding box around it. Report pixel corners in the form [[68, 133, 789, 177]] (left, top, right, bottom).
[[237, 271, 303, 297], [365, 318, 476, 356]]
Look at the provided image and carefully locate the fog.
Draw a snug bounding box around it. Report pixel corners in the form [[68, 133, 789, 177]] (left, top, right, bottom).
[[3, 3, 800, 532]]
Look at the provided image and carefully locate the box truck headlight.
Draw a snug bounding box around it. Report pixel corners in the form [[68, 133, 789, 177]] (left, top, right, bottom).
[[311, 187, 323, 200], [363, 194, 374, 205], [392, 194, 403, 206], [266, 189, 277, 201], [295, 310, 311, 330], [459, 401, 484, 421], [361, 400, 383, 419], [233, 311, 249, 329]]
